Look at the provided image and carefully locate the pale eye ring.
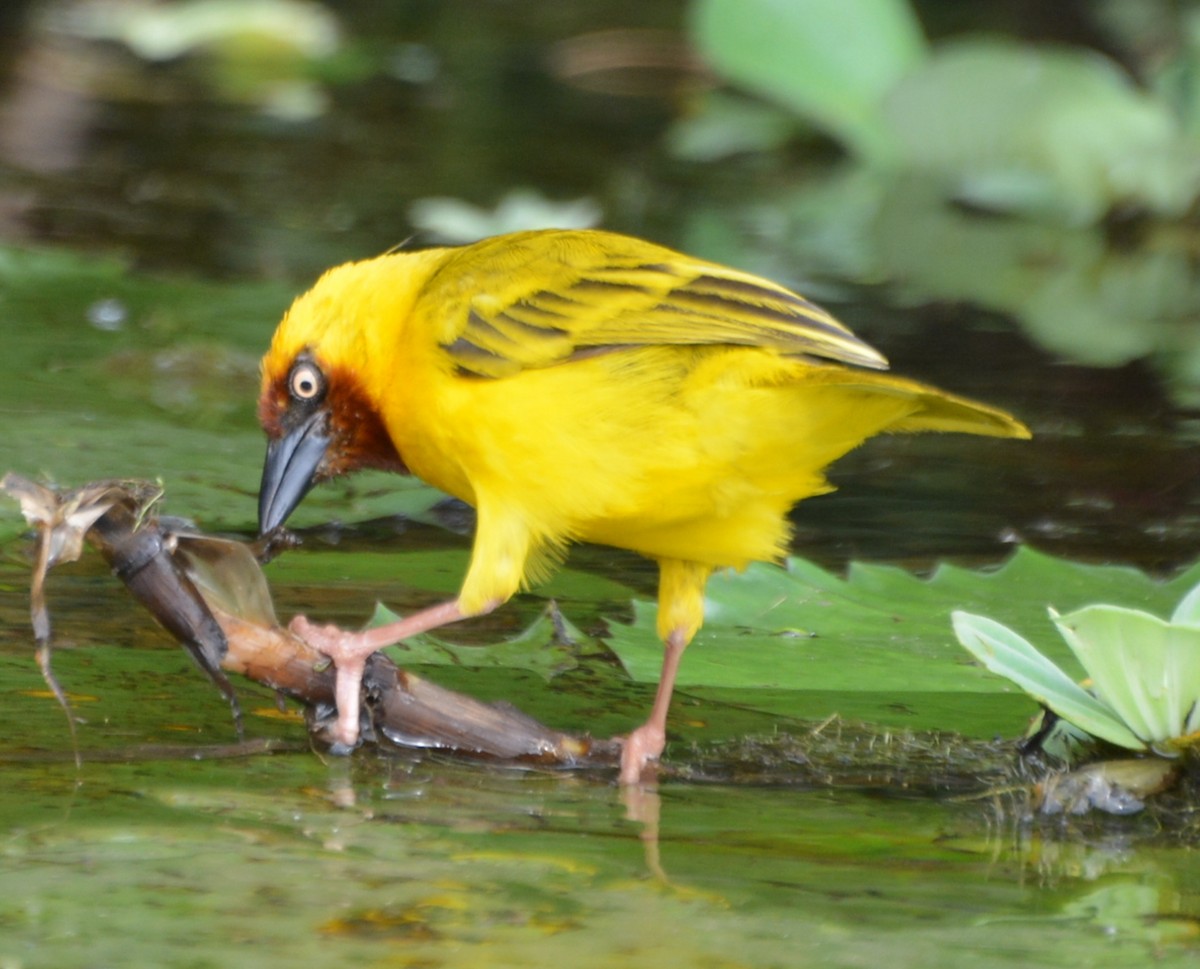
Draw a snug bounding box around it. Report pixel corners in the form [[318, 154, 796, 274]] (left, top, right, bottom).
[[288, 361, 324, 401]]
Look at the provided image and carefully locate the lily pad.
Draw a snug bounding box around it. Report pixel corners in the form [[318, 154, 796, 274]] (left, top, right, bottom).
[[602, 548, 1200, 736]]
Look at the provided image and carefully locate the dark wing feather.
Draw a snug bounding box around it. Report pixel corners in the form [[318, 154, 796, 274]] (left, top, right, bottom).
[[420, 229, 888, 378]]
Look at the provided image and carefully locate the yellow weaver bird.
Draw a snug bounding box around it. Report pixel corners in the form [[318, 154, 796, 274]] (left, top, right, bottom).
[[257, 228, 1029, 783]]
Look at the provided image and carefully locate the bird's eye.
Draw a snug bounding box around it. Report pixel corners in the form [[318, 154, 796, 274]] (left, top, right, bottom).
[[288, 361, 324, 401]]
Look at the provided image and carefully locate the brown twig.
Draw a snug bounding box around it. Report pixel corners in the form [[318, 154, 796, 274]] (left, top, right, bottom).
[[2, 474, 617, 768]]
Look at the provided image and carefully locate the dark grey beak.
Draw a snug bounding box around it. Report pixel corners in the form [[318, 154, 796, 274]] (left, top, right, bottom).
[[258, 409, 331, 534]]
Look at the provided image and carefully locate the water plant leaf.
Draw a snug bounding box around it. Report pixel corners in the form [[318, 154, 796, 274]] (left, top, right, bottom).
[[689, 0, 926, 162], [666, 91, 800, 162], [1171, 580, 1200, 626], [1050, 604, 1200, 746], [881, 38, 1198, 222], [408, 189, 601, 245], [951, 611, 1144, 750]]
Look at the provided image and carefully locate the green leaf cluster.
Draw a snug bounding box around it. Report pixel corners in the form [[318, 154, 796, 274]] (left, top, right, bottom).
[[689, 0, 926, 164], [684, 0, 1200, 223], [954, 582, 1200, 753]]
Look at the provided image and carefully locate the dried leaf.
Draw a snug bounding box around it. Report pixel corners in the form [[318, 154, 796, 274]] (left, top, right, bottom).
[[0, 473, 131, 765]]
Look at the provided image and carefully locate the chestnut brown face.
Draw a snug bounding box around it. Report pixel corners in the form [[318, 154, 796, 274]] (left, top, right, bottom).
[[257, 351, 406, 534]]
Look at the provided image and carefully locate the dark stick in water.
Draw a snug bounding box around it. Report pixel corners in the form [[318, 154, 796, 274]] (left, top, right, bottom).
[[2, 473, 614, 767]]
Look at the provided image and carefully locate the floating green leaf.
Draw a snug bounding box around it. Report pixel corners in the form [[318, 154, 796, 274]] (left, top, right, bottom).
[[603, 548, 1200, 737]]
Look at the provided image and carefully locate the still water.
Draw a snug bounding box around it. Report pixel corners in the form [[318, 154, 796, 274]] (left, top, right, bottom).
[[2, 1, 1200, 965]]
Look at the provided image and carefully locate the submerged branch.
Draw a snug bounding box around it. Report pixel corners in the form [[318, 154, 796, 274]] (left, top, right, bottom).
[[2, 473, 616, 768]]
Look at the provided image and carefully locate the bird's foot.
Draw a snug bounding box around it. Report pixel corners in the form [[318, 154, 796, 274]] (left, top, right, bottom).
[[619, 721, 667, 785], [289, 615, 377, 750], [288, 599, 477, 752]]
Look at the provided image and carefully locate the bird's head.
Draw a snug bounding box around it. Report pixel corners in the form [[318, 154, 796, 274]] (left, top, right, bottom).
[[256, 266, 408, 536]]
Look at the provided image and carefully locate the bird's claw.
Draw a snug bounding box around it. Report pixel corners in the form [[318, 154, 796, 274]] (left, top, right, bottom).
[[288, 614, 373, 750]]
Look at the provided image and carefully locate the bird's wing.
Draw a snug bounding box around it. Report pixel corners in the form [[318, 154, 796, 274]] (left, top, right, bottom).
[[420, 230, 888, 378]]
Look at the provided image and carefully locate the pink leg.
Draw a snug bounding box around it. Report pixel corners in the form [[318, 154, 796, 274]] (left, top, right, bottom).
[[620, 628, 689, 785], [291, 599, 491, 748]]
